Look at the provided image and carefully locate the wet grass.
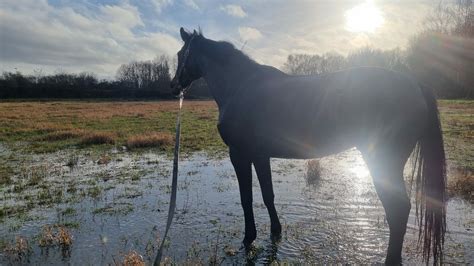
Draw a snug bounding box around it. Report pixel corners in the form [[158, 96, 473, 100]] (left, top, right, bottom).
[[80, 131, 116, 145], [0, 99, 471, 264], [0, 100, 471, 205], [0, 164, 14, 185]]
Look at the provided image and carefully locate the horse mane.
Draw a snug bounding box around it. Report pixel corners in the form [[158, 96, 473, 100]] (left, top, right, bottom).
[[195, 31, 257, 67]]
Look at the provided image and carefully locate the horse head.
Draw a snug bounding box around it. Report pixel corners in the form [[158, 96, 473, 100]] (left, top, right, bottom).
[[170, 27, 203, 95]]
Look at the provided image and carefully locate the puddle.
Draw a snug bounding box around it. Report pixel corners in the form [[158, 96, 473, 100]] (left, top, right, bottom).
[[0, 148, 472, 264]]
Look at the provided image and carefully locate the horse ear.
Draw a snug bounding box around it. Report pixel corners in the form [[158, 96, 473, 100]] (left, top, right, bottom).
[[180, 27, 190, 42]]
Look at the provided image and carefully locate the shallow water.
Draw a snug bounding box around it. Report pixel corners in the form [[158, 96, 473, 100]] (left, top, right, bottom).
[[0, 148, 472, 264]]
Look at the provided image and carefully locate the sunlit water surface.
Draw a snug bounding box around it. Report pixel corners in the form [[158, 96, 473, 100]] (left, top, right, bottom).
[[0, 148, 472, 264]]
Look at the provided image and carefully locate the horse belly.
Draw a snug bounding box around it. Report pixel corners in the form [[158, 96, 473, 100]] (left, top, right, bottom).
[[253, 117, 357, 159]]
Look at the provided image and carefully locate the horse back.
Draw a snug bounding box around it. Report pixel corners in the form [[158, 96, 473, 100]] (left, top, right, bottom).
[[218, 67, 427, 158]]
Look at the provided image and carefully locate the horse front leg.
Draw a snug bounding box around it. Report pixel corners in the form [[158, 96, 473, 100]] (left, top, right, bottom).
[[253, 156, 282, 240], [230, 148, 256, 247]]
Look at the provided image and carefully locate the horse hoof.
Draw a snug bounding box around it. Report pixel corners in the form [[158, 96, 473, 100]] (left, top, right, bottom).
[[242, 238, 254, 249], [384, 256, 402, 265], [270, 232, 282, 243], [271, 223, 282, 236]]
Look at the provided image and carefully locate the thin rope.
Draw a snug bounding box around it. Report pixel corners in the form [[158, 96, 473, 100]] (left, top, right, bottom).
[[153, 91, 184, 266]]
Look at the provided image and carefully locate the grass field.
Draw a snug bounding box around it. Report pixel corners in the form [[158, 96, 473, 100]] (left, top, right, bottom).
[[0, 100, 224, 154], [0, 99, 472, 196]]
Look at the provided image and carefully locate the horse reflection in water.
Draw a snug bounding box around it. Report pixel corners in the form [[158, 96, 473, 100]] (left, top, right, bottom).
[[170, 28, 446, 265]]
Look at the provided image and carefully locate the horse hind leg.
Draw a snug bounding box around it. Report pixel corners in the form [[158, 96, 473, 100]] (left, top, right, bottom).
[[253, 156, 282, 240], [362, 148, 412, 265]]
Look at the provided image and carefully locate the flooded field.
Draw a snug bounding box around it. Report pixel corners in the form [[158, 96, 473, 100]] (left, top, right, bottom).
[[0, 100, 472, 264], [0, 146, 472, 265]]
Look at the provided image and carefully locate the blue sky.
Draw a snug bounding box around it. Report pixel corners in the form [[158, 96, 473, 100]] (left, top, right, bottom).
[[0, 0, 435, 78]]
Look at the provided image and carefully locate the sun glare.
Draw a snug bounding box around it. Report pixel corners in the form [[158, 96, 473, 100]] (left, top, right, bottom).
[[345, 0, 384, 33]]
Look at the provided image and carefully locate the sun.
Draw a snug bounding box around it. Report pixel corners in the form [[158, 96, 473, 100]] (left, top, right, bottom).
[[345, 0, 384, 33]]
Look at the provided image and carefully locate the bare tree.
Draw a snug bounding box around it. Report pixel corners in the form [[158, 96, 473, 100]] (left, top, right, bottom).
[[424, 0, 473, 35], [283, 52, 347, 75]]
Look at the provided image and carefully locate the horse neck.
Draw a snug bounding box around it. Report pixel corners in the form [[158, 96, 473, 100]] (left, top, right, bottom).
[[200, 55, 259, 109]]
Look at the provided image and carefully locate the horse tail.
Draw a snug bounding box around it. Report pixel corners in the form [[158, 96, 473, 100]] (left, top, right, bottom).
[[412, 85, 447, 264]]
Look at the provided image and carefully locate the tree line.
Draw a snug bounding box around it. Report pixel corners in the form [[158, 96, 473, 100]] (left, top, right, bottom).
[[0, 56, 211, 99], [283, 35, 472, 99], [1, 1, 472, 99]]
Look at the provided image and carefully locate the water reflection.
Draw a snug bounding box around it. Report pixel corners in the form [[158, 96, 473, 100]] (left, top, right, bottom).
[[0, 149, 472, 264]]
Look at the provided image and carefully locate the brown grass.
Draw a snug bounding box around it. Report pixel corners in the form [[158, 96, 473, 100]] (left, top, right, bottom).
[[3, 236, 30, 260], [126, 132, 173, 149], [448, 167, 474, 202], [122, 250, 145, 266], [0, 101, 216, 122], [80, 132, 116, 145], [33, 122, 70, 133], [38, 225, 55, 247], [38, 225, 73, 248], [0, 100, 223, 153], [57, 227, 73, 247]]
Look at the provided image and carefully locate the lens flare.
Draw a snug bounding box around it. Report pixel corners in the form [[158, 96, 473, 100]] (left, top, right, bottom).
[[345, 0, 384, 33]]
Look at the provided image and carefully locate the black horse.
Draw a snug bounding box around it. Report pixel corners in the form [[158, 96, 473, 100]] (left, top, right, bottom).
[[170, 28, 446, 264]]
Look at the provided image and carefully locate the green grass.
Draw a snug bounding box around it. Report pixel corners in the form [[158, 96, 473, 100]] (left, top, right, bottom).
[[438, 99, 474, 171]]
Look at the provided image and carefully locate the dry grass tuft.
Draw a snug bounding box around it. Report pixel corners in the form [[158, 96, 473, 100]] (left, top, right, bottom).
[[122, 250, 145, 266], [306, 159, 322, 185], [126, 132, 173, 149], [38, 225, 55, 247], [38, 225, 73, 248], [448, 168, 473, 202], [3, 236, 31, 260], [80, 132, 116, 145], [57, 227, 73, 247], [97, 154, 111, 165]]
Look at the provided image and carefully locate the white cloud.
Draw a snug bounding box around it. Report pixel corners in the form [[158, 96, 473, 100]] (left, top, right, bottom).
[[0, 0, 434, 76], [223, 1, 432, 69], [238, 27, 262, 41], [100, 4, 144, 28], [0, 0, 181, 78], [150, 0, 173, 14], [220, 4, 247, 18], [183, 0, 199, 10]]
